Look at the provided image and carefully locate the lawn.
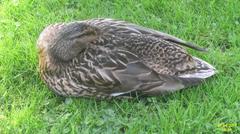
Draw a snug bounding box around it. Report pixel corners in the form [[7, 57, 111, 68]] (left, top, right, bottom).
[[0, 0, 239, 133]]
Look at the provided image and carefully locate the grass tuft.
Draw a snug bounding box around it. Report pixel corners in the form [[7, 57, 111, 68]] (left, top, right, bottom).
[[0, 0, 239, 133]]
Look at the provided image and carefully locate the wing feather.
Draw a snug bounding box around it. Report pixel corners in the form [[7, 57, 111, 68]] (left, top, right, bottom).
[[86, 18, 207, 51], [80, 47, 202, 97]]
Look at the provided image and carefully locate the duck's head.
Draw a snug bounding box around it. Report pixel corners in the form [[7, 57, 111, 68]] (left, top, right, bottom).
[[37, 22, 100, 62]]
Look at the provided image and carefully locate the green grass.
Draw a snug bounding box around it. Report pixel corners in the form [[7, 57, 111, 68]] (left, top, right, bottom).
[[0, 0, 239, 133]]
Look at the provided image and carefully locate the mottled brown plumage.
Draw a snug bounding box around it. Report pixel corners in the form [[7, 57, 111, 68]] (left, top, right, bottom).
[[37, 18, 216, 99]]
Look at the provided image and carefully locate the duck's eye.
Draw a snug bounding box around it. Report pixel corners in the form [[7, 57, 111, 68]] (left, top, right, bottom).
[[79, 31, 95, 37], [69, 31, 95, 40]]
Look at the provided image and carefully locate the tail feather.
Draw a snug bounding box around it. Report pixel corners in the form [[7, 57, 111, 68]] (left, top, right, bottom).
[[179, 57, 216, 79], [140, 75, 203, 95], [145, 57, 217, 95]]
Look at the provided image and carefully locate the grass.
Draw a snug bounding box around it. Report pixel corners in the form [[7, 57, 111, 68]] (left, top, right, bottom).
[[0, 0, 239, 133]]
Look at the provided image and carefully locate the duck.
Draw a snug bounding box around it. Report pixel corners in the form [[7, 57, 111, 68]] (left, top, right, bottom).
[[37, 18, 216, 99]]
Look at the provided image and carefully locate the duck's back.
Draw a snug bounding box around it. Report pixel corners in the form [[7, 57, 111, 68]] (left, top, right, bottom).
[[115, 34, 196, 76], [83, 18, 215, 78]]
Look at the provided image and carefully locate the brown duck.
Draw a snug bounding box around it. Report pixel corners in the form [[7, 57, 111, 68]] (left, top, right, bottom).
[[37, 18, 216, 99]]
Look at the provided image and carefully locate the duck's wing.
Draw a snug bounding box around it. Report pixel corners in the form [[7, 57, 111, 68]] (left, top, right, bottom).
[[83, 48, 202, 97], [86, 18, 206, 51]]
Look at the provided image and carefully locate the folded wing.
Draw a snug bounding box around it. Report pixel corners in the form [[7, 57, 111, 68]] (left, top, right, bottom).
[[81, 48, 203, 97]]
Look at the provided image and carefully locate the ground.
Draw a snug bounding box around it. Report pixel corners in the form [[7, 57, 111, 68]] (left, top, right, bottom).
[[0, 0, 239, 133]]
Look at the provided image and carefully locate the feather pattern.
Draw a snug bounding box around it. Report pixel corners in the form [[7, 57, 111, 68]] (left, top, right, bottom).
[[37, 18, 216, 99]]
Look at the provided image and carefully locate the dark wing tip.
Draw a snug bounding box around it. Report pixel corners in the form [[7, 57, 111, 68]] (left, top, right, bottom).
[[185, 42, 208, 52]]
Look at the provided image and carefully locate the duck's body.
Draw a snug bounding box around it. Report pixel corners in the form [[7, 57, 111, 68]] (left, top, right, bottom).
[[37, 18, 216, 99]]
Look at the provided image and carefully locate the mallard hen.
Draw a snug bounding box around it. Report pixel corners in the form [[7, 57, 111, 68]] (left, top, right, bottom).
[[37, 18, 216, 99]]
